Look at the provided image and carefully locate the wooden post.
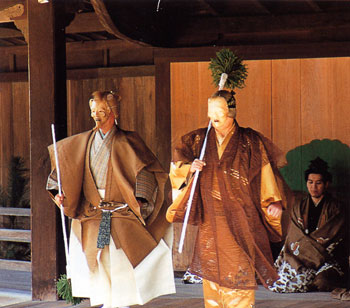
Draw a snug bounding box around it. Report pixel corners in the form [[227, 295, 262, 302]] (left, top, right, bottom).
[[154, 57, 171, 171], [27, 0, 67, 300]]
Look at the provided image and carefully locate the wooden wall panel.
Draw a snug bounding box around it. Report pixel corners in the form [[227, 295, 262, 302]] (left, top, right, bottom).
[[272, 59, 301, 155], [300, 57, 350, 145], [301, 59, 335, 144], [67, 76, 156, 153], [12, 82, 29, 162], [0, 82, 13, 188], [235, 60, 272, 138], [170, 62, 215, 153], [170, 62, 216, 270], [332, 58, 350, 143], [119, 76, 156, 154]]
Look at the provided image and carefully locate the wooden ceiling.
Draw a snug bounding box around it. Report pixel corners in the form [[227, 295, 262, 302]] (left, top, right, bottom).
[[1, 0, 350, 48]]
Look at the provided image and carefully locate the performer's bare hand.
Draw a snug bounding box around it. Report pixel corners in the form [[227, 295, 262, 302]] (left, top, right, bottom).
[[190, 159, 206, 173], [55, 194, 64, 206], [267, 202, 282, 218]]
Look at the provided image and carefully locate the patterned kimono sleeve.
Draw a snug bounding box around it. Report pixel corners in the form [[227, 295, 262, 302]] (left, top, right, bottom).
[[46, 170, 64, 207], [135, 168, 157, 219]]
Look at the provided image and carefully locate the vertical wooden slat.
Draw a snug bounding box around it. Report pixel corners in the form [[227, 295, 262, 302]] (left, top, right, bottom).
[[0, 82, 13, 188], [67, 79, 94, 136], [301, 59, 333, 144], [119, 76, 156, 153], [235, 60, 272, 138], [272, 59, 301, 155], [155, 58, 171, 170], [327, 58, 350, 144], [12, 82, 29, 163], [28, 0, 67, 300], [170, 62, 212, 270], [171, 62, 214, 152]]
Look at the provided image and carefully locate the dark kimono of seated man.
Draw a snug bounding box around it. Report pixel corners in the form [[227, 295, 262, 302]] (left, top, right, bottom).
[[269, 157, 347, 293]]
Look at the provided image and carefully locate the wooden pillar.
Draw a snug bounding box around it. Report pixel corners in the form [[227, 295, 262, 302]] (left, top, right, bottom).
[[154, 57, 171, 171], [27, 0, 67, 300]]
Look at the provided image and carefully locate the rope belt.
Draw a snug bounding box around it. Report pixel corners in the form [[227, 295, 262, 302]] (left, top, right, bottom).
[[96, 202, 128, 249]]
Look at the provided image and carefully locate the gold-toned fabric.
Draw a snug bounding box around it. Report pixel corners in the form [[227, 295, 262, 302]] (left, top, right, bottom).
[[203, 279, 255, 308], [168, 121, 291, 289]]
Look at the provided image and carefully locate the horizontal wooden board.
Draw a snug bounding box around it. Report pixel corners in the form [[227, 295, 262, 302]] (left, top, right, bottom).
[[0, 259, 31, 271], [0, 208, 30, 217], [0, 229, 31, 242]]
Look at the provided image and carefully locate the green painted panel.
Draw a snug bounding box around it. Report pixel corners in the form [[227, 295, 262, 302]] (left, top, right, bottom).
[[280, 139, 350, 201]]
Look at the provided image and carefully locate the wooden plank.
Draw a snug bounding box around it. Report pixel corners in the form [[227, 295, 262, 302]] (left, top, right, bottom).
[[236, 60, 272, 138], [272, 59, 301, 155], [301, 58, 334, 144], [0, 82, 13, 189], [0, 71, 27, 82], [0, 259, 31, 271], [155, 58, 171, 169], [12, 82, 29, 161], [0, 208, 30, 216], [0, 66, 155, 82], [67, 65, 155, 80], [66, 12, 105, 34], [119, 76, 157, 153], [66, 79, 94, 136], [328, 57, 350, 145], [154, 42, 350, 62], [27, 0, 64, 301], [170, 62, 214, 151], [0, 228, 31, 242]]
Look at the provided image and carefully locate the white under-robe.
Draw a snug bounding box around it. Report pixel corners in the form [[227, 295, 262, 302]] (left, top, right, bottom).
[[68, 219, 175, 308]]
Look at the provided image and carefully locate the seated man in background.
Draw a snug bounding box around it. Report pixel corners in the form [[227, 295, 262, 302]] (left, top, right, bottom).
[[269, 157, 347, 293]]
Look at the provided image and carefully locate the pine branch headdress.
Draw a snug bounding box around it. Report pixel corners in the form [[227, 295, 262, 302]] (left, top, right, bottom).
[[209, 49, 248, 108]]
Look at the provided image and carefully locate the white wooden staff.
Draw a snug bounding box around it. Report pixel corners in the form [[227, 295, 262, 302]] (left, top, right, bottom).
[[51, 124, 70, 276], [178, 73, 228, 253]]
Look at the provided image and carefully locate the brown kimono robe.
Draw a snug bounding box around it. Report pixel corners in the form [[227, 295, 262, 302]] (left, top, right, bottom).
[[269, 193, 347, 292], [47, 126, 170, 268], [167, 122, 289, 290]]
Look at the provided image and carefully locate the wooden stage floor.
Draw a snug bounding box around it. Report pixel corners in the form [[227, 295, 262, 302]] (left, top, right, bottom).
[[1, 274, 350, 308]]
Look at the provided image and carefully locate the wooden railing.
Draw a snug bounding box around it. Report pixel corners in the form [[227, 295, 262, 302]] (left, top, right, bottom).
[[0, 207, 31, 272]]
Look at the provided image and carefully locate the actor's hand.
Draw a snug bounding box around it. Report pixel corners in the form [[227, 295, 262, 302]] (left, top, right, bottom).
[[190, 159, 206, 173], [267, 202, 282, 218], [54, 194, 64, 206]]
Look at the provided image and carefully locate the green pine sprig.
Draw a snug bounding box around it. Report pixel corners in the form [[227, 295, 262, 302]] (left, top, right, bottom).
[[56, 274, 83, 305], [209, 49, 248, 90]]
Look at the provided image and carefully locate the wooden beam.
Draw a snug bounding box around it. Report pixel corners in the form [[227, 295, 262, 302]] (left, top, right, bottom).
[[0, 27, 23, 38], [0, 1, 25, 11], [184, 12, 350, 36], [66, 11, 105, 33], [27, 0, 67, 301], [67, 65, 155, 79], [0, 66, 155, 82], [0, 3, 24, 23], [90, 0, 150, 47], [153, 41, 350, 62]]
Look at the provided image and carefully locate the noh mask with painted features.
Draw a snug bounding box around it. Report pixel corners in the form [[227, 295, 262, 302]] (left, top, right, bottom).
[[90, 99, 113, 129]]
